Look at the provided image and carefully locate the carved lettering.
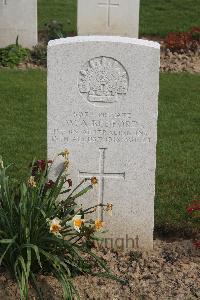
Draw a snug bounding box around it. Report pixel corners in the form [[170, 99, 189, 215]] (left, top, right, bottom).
[[51, 111, 151, 144]]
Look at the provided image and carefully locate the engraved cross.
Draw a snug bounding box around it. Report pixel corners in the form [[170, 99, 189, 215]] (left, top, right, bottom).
[[98, 0, 119, 27], [79, 148, 125, 220]]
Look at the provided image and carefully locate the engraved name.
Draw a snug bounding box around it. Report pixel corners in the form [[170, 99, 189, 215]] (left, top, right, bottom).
[[51, 111, 151, 144]]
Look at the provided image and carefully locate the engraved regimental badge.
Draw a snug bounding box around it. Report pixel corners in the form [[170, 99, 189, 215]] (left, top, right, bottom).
[[78, 56, 129, 105]]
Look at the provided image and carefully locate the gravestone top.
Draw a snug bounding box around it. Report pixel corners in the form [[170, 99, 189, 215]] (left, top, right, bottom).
[[48, 36, 160, 250], [78, 0, 140, 37], [48, 36, 159, 49]]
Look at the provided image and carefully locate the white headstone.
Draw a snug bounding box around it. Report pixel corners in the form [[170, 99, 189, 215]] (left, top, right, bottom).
[[48, 36, 160, 250], [78, 0, 140, 37], [0, 0, 37, 48]]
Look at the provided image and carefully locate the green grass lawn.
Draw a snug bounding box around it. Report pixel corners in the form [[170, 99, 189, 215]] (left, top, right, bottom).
[[38, 0, 200, 37], [0, 70, 46, 179], [38, 0, 77, 34], [140, 0, 200, 37], [0, 70, 199, 234], [156, 73, 200, 234]]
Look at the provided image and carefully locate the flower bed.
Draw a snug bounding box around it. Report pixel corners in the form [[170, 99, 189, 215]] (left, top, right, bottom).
[[0, 152, 115, 300]]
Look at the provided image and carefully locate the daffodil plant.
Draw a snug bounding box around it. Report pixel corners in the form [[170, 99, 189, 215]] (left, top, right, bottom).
[[0, 152, 115, 300]]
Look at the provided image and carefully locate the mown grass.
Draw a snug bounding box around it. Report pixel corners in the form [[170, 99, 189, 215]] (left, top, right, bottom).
[[0, 70, 199, 232], [38, 0, 200, 37], [156, 73, 200, 233], [38, 0, 77, 35], [140, 0, 200, 37], [0, 70, 46, 179]]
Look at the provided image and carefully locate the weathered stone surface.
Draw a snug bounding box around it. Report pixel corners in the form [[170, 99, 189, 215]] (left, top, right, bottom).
[[0, 0, 37, 48], [78, 0, 140, 37], [48, 36, 160, 250]]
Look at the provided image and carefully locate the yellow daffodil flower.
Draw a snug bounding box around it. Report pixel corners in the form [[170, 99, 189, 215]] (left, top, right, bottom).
[[72, 215, 84, 232], [95, 219, 104, 231], [50, 218, 62, 235]]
